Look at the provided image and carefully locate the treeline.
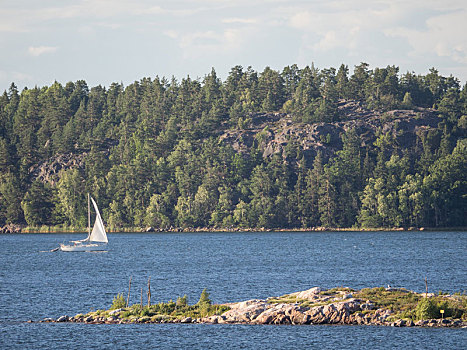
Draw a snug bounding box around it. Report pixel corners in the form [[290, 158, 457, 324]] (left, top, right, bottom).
[[0, 64, 466, 230]]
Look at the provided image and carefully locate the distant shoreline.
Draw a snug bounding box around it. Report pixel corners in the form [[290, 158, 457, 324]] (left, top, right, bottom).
[[2, 224, 466, 234]]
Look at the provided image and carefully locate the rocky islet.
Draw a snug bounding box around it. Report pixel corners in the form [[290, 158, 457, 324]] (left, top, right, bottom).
[[43, 286, 467, 328]]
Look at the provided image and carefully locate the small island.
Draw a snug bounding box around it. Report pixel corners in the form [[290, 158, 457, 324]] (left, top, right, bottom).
[[43, 287, 466, 328]]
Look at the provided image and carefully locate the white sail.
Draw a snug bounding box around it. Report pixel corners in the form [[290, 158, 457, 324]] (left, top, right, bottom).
[[88, 197, 108, 243]]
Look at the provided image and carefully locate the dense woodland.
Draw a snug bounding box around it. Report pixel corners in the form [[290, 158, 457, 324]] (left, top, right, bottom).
[[0, 63, 466, 230]]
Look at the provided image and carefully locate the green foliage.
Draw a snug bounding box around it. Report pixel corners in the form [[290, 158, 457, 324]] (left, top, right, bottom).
[[176, 295, 188, 307], [355, 288, 421, 313], [197, 288, 212, 306], [415, 298, 439, 320], [110, 289, 228, 320], [110, 293, 126, 310]]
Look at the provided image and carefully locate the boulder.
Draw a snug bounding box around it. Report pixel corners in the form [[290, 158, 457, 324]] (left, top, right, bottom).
[[305, 305, 326, 324], [285, 306, 310, 325], [0, 224, 22, 234], [290, 287, 321, 300], [180, 317, 192, 323], [203, 315, 227, 324], [109, 308, 123, 315], [391, 319, 406, 327], [222, 300, 268, 323], [56, 315, 69, 322]]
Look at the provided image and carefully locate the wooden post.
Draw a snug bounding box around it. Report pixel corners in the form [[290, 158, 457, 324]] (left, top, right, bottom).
[[425, 276, 428, 297], [140, 287, 143, 307], [126, 276, 132, 307], [147, 277, 151, 307]]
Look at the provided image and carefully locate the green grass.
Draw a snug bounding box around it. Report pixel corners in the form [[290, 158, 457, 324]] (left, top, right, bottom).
[[104, 302, 230, 321], [264, 287, 467, 322], [83, 290, 231, 322], [319, 287, 355, 295], [353, 287, 466, 320]]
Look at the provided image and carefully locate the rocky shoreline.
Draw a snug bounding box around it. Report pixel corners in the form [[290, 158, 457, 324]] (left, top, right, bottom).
[[40, 287, 467, 328], [4, 224, 456, 234]]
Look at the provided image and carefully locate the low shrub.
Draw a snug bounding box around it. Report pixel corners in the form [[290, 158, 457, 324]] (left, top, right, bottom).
[[415, 298, 439, 320], [110, 293, 126, 310]]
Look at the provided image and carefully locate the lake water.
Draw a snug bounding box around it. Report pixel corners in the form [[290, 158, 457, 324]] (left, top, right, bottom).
[[0, 231, 465, 349]]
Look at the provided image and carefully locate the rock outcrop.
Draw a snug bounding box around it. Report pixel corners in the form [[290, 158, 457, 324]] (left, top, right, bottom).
[[219, 101, 440, 165], [28, 152, 87, 185]]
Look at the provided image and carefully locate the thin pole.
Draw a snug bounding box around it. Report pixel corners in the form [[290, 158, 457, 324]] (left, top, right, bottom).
[[425, 276, 428, 297], [147, 277, 151, 307], [140, 287, 143, 307], [126, 276, 132, 307]]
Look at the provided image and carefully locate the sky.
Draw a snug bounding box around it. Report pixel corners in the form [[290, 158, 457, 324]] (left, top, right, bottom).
[[1, 0, 466, 91]]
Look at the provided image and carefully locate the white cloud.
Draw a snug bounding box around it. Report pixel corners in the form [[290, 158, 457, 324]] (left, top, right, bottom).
[[222, 17, 257, 24], [28, 46, 58, 57], [2, 0, 467, 89], [170, 27, 246, 59], [0, 70, 33, 87], [387, 10, 467, 64], [164, 30, 178, 39], [287, 3, 403, 52]]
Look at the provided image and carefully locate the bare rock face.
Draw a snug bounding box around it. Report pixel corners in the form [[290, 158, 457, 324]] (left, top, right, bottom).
[[289, 287, 322, 300], [221, 299, 269, 323], [219, 101, 440, 166], [254, 303, 307, 325], [221, 297, 364, 326], [29, 152, 87, 185]]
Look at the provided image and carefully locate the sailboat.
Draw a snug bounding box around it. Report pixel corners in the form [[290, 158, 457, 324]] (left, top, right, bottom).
[[60, 194, 108, 252]]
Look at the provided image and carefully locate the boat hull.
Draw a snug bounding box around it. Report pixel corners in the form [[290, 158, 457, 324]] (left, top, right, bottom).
[[60, 243, 107, 252]]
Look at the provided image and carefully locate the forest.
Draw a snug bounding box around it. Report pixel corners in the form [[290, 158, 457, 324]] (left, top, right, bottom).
[[0, 63, 466, 230]]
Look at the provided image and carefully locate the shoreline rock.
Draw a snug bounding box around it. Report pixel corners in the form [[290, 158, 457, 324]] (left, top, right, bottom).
[[0, 224, 22, 234]]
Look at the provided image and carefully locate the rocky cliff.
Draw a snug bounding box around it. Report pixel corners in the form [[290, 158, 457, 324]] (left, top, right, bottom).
[[219, 100, 440, 165]]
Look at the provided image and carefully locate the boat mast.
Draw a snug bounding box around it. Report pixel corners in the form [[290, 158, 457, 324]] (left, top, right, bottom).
[[88, 193, 91, 238]]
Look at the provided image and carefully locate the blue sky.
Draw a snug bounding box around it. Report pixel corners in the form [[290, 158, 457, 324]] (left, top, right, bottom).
[[1, 0, 466, 91]]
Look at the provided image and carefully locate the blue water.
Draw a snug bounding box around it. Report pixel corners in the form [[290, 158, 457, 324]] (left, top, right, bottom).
[[0, 231, 466, 349]]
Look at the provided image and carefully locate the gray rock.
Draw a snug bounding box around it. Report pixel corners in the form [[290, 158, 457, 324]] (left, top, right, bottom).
[[360, 302, 376, 311], [219, 104, 439, 166], [56, 315, 69, 322], [392, 319, 406, 327], [222, 300, 268, 322], [289, 287, 322, 300], [109, 308, 123, 315]]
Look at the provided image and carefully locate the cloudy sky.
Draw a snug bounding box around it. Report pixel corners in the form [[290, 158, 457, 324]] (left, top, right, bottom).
[[1, 0, 466, 91]]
